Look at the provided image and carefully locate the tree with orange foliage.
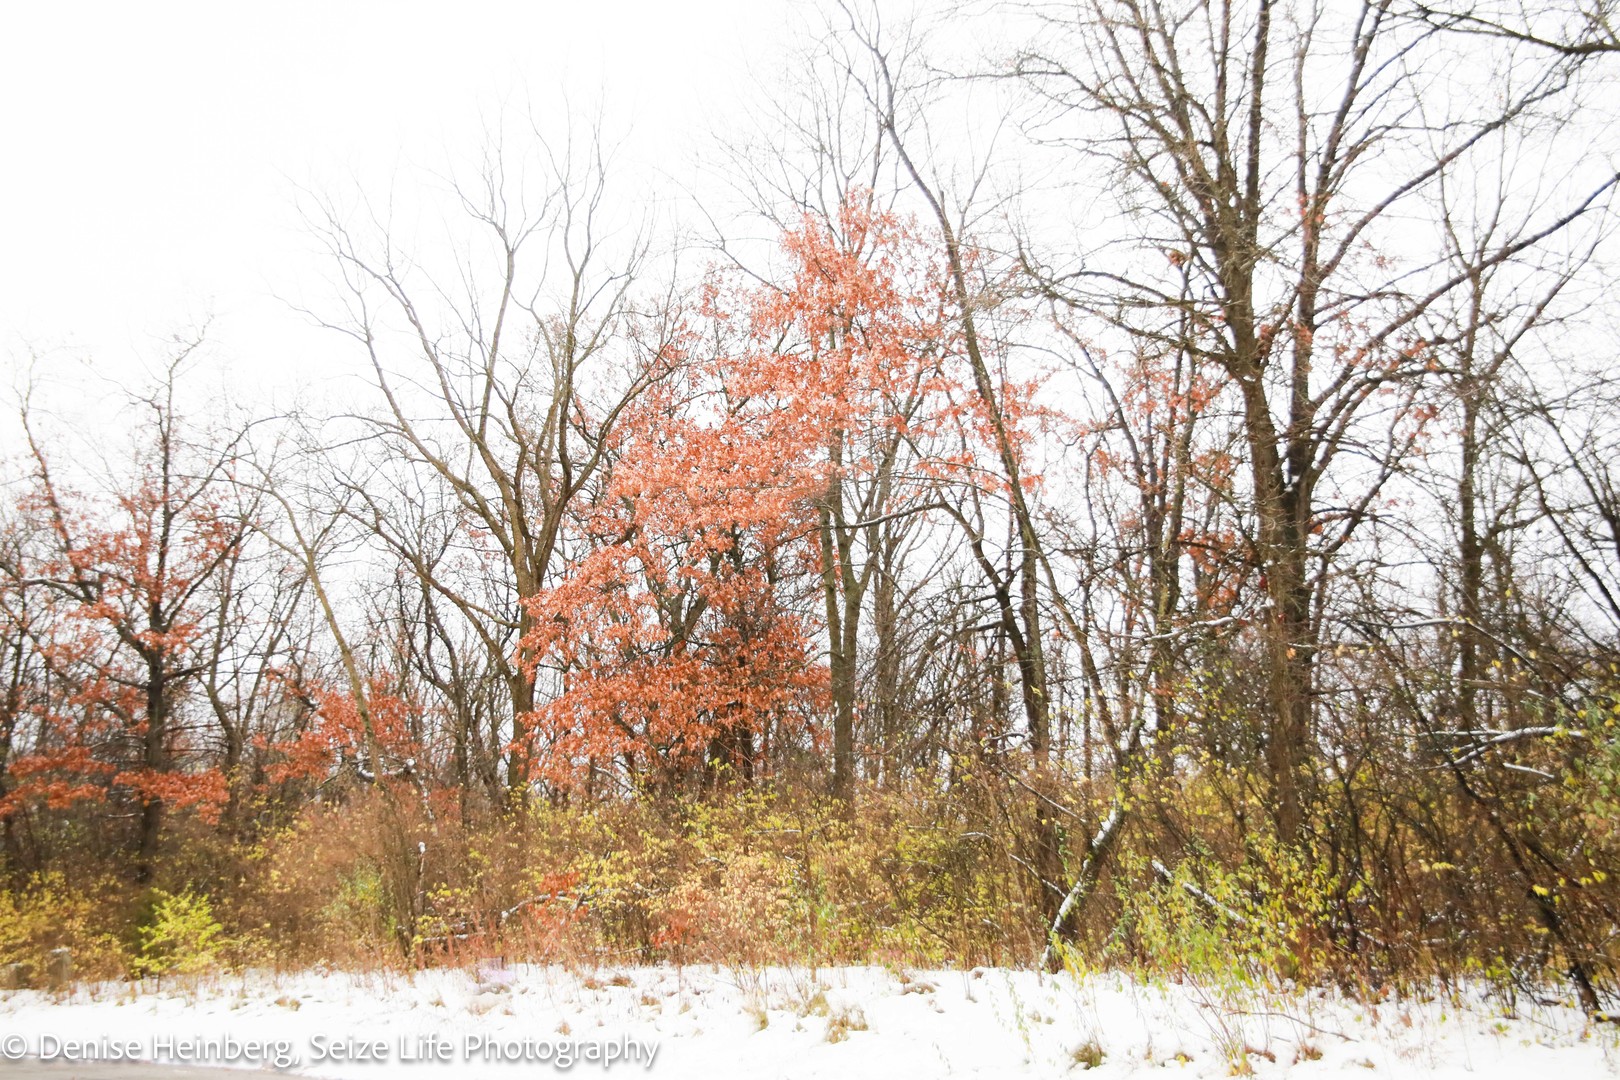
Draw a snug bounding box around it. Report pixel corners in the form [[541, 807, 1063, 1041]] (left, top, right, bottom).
[[759, 197, 958, 797], [4, 355, 245, 880], [522, 196, 956, 795], [520, 308, 830, 791]]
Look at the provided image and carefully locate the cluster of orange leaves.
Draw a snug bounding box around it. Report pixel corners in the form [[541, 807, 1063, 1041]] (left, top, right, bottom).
[[266, 675, 429, 784]]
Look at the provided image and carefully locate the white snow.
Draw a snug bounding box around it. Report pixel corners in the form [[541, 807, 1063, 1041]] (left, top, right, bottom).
[[1, 964, 1616, 1077]]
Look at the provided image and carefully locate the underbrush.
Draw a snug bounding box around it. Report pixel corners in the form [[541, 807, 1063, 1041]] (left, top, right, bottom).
[[0, 783, 1041, 981], [251, 784, 1044, 971], [0, 769, 1615, 1020]]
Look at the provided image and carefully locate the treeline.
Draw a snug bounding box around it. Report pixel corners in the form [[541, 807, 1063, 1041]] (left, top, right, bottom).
[[4, 1, 1620, 1007]]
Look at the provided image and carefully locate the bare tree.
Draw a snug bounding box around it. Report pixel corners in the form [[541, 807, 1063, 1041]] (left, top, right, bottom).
[[1009, 0, 1617, 842], [303, 121, 674, 805]]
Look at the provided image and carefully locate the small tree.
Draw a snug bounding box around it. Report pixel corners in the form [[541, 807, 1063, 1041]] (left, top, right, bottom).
[[5, 352, 243, 879]]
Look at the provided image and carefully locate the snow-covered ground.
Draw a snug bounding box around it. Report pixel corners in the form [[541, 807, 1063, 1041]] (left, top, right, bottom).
[[1, 964, 1615, 1078]]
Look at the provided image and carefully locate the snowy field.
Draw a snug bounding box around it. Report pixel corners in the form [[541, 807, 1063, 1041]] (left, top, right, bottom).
[[1, 964, 1616, 1078]]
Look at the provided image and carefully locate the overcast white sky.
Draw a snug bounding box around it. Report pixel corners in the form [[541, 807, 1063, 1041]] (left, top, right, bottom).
[[0, 0, 794, 409]]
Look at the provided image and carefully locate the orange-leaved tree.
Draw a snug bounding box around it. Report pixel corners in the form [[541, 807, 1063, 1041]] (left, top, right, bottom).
[[4, 365, 243, 880], [521, 196, 958, 795], [518, 312, 829, 792]]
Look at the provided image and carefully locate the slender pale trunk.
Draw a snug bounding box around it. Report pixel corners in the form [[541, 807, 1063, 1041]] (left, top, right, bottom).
[[820, 436, 859, 800]]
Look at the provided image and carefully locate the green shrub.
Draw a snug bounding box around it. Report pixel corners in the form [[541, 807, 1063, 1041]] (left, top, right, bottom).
[[133, 889, 224, 977]]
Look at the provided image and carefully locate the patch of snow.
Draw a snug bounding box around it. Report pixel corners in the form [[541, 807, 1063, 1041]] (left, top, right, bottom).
[[0, 965, 1615, 1077]]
